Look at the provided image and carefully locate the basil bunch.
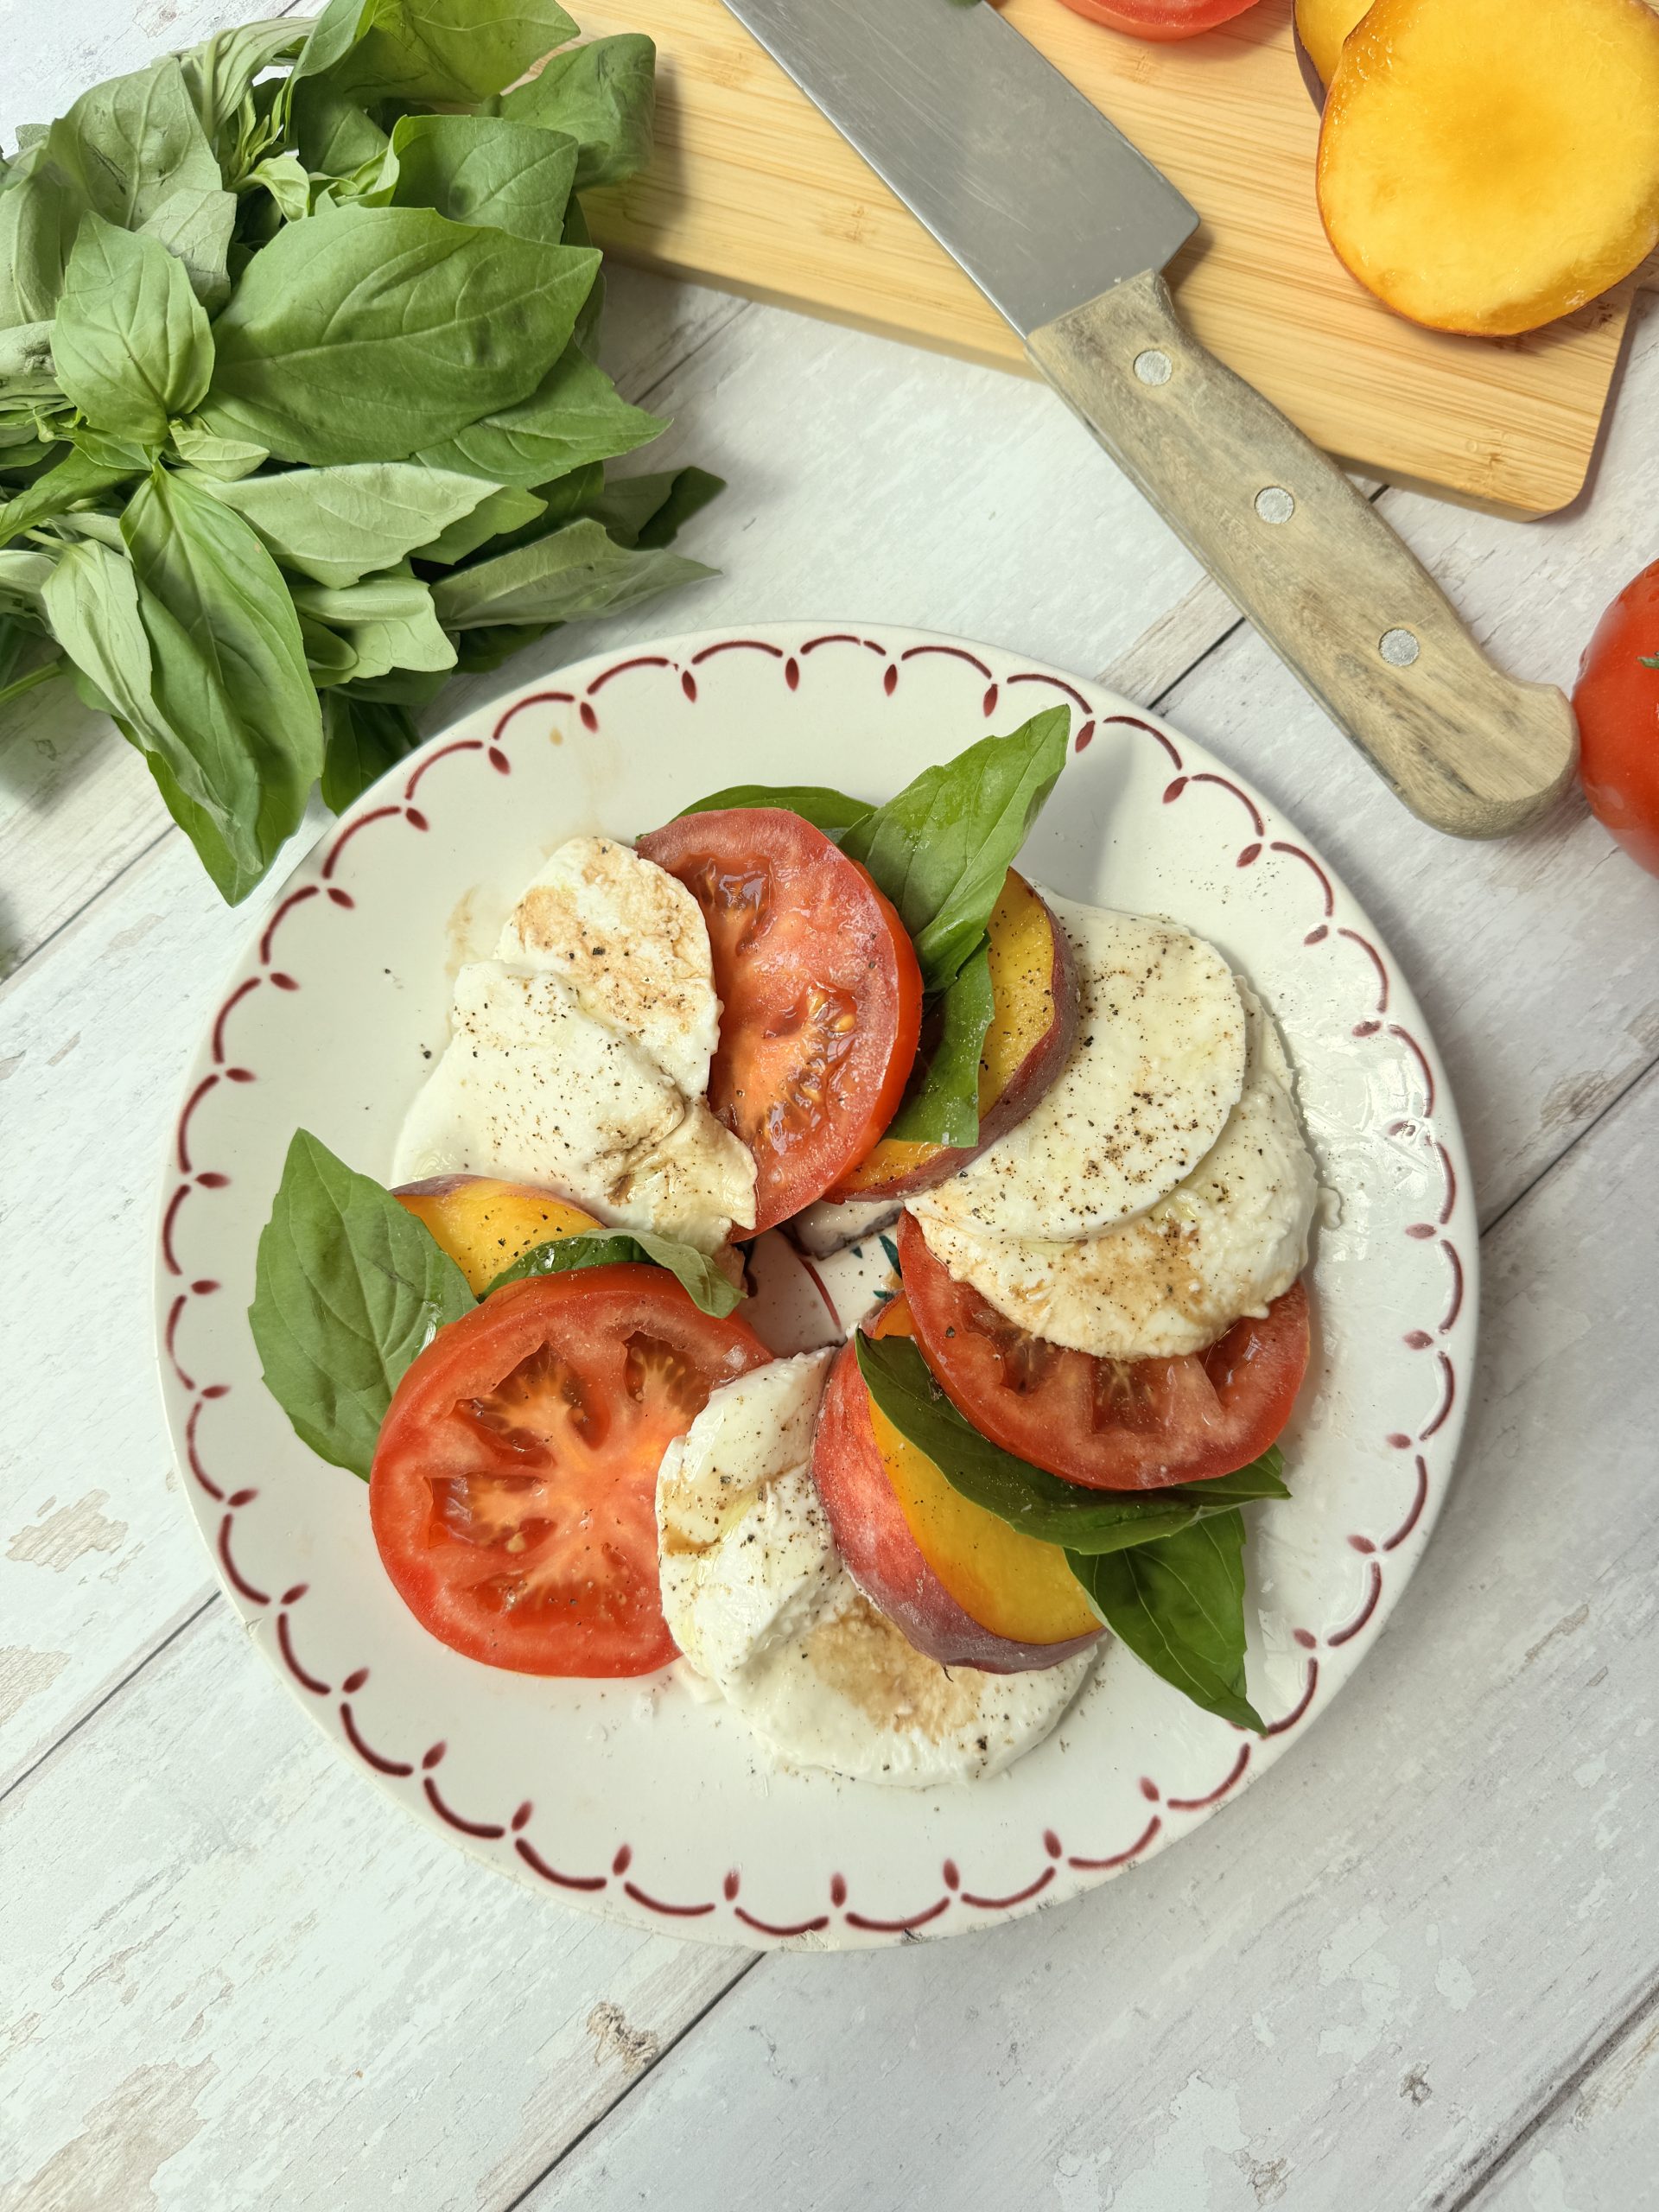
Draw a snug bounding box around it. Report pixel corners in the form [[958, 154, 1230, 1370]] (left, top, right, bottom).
[[0, 3, 720, 902]]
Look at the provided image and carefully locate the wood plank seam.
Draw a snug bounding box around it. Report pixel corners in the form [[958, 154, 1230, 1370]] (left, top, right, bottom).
[[494, 1957, 765, 2212], [1472, 1046, 1659, 1245], [1437, 1973, 1659, 2212], [0, 1591, 219, 1814]]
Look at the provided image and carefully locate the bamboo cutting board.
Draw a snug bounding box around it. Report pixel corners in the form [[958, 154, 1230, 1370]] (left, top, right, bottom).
[[581, 0, 1636, 516]]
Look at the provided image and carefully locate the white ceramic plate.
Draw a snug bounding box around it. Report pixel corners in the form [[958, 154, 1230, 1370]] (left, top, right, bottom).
[[156, 622, 1475, 1951]]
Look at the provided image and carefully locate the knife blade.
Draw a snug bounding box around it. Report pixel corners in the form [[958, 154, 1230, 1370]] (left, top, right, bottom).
[[717, 0, 1576, 838]]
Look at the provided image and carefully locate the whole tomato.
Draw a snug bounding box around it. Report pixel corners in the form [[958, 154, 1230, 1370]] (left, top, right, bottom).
[[1054, 0, 1262, 37], [1573, 562, 1659, 877]]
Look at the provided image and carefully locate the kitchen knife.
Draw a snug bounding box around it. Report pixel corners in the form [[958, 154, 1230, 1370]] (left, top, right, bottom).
[[716, 0, 1576, 837]]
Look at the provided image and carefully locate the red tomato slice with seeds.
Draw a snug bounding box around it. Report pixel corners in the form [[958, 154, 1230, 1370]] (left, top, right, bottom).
[[898, 1212, 1309, 1491], [369, 1267, 772, 1675], [638, 807, 923, 1233]]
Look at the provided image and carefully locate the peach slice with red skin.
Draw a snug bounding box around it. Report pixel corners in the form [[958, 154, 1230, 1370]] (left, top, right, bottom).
[[810, 1297, 1102, 1674], [1317, 0, 1659, 338], [394, 1175, 601, 1296], [825, 872, 1078, 1205]]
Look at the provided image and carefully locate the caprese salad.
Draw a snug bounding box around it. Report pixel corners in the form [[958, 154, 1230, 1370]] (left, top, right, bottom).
[[251, 709, 1319, 1785]]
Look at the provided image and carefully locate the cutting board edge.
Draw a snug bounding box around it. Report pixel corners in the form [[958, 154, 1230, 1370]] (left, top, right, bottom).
[[594, 236, 1611, 521]]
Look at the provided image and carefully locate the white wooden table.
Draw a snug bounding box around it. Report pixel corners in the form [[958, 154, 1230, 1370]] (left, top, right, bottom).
[[6, 9, 1659, 2207]]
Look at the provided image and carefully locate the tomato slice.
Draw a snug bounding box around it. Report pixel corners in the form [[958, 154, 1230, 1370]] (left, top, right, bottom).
[[897, 1213, 1309, 1491], [369, 1266, 772, 1675], [1053, 0, 1262, 38], [638, 807, 923, 1233]]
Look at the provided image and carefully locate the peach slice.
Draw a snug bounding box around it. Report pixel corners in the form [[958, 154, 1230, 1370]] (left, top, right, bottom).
[[1317, 0, 1659, 337], [825, 872, 1077, 1204], [1294, 0, 1368, 89], [810, 1298, 1101, 1674], [394, 1175, 601, 1296]]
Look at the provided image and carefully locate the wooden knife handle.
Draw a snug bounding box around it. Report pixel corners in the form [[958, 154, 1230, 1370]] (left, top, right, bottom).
[[1027, 269, 1577, 838]]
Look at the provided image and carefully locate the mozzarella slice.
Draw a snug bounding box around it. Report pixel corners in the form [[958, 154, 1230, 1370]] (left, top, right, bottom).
[[911, 899, 1247, 1244], [392, 959, 753, 1253], [498, 835, 721, 1097], [913, 983, 1317, 1360], [658, 1351, 838, 1688], [659, 1354, 1094, 1785], [729, 1586, 1095, 1787]]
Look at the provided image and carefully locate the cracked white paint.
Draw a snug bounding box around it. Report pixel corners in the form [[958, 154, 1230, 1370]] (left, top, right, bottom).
[[1317, 1909, 1402, 2063], [1100, 2076, 1249, 2211], [1435, 1955, 1475, 2013], [1523, 2148, 1580, 2212]]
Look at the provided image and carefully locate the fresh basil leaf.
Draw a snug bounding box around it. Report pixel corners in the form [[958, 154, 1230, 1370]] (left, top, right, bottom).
[[52, 213, 212, 442], [497, 34, 655, 188], [588, 465, 724, 550], [415, 341, 662, 487], [298, 611, 359, 684], [291, 0, 586, 113], [560, 190, 603, 350], [448, 620, 552, 673], [0, 447, 137, 548], [1070, 1513, 1264, 1732], [244, 152, 313, 223], [297, 0, 579, 105], [843, 707, 1071, 993], [204, 204, 601, 466], [198, 461, 496, 587], [290, 81, 391, 180], [387, 114, 577, 248], [48, 555, 268, 908], [0, 623, 60, 711], [179, 18, 305, 145], [45, 56, 236, 308], [340, 664, 452, 706], [484, 1228, 745, 1318], [885, 940, 994, 1147], [63, 427, 156, 472], [0, 607, 35, 685], [430, 515, 710, 628], [675, 782, 873, 842], [855, 1332, 1206, 1557], [121, 467, 323, 900], [0, 143, 81, 326], [0, 320, 57, 401], [413, 483, 547, 566], [251, 1128, 475, 1478], [40, 537, 158, 734], [168, 417, 269, 480], [320, 688, 419, 810], [290, 564, 455, 683], [1168, 1448, 1287, 1507], [0, 545, 59, 612]]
